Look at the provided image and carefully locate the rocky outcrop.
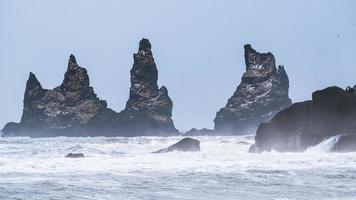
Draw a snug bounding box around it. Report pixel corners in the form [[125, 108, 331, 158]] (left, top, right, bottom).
[[118, 39, 178, 136], [250, 86, 356, 152], [214, 45, 292, 134], [332, 135, 356, 152], [2, 55, 118, 137], [65, 153, 85, 158], [153, 138, 200, 153], [184, 128, 215, 136], [2, 39, 178, 137]]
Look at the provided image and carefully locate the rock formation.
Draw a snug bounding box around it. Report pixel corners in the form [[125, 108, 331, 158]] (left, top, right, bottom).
[[332, 135, 356, 152], [250, 86, 356, 152], [184, 128, 214, 136], [118, 39, 178, 136], [2, 39, 178, 137], [2, 55, 118, 137], [214, 44, 292, 134], [65, 153, 85, 158], [153, 138, 201, 153]]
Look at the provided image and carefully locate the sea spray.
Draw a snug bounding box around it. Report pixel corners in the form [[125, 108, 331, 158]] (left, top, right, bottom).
[[0, 135, 356, 200], [306, 135, 341, 153]]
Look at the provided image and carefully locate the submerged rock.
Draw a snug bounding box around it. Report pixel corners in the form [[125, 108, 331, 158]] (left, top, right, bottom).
[[119, 39, 178, 136], [184, 128, 215, 136], [251, 86, 356, 152], [65, 153, 85, 158], [153, 138, 200, 153], [214, 44, 292, 135]]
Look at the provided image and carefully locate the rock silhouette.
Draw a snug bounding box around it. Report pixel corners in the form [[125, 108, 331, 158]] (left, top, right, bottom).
[[214, 44, 292, 134], [153, 138, 201, 153], [2, 39, 177, 137], [2, 55, 117, 137], [119, 39, 178, 136], [65, 153, 85, 158], [250, 86, 356, 152]]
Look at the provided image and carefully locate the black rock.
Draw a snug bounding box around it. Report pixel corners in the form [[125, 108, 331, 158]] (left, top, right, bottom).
[[2, 39, 178, 137], [184, 128, 215, 136], [65, 153, 85, 158], [119, 38, 178, 136], [153, 138, 200, 153], [332, 135, 356, 152], [2, 55, 118, 137], [251, 86, 356, 152], [214, 44, 292, 135]]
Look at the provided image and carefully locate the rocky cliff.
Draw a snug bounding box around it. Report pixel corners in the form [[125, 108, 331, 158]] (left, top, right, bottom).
[[118, 39, 178, 135], [2, 55, 118, 137], [214, 44, 292, 134], [250, 85, 356, 152], [2, 39, 178, 137]]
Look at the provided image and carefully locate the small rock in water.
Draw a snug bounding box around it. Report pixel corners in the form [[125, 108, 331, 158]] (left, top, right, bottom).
[[153, 138, 200, 153], [237, 141, 252, 145], [65, 153, 85, 158]]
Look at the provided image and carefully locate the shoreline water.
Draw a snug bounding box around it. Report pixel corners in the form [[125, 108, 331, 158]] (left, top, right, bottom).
[[0, 136, 355, 200]]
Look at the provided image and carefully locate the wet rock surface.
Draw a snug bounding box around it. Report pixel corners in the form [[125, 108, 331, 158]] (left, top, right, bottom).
[[184, 128, 215, 136], [65, 153, 85, 158], [332, 135, 356, 152], [214, 44, 292, 135], [251, 86, 356, 152], [153, 138, 200, 153]]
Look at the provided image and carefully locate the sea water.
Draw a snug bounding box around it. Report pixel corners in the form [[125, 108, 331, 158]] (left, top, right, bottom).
[[0, 135, 355, 200]]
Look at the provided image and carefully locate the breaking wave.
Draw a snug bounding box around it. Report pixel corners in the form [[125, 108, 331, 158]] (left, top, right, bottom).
[[0, 135, 355, 200], [306, 135, 341, 153]]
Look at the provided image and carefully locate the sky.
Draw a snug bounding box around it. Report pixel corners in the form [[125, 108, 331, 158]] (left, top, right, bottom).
[[0, 0, 356, 132]]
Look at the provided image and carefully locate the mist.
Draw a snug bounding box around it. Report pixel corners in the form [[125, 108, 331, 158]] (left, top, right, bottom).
[[1, 0, 355, 132]]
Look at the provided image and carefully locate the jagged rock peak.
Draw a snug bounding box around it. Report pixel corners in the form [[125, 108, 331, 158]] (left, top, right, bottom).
[[139, 38, 152, 51], [69, 54, 77, 64], [119, 38, 177, 135], [27, 72, 43, 91], [61, 54, 90, 92], [67, 54, 79, 71], [244, 44, 276, 72], [134, 38, 154, 66], [23, 72, 44, 109], [131, 39, 158, 98], [3, 55, 117, 137], [214, 44, 292, 134]]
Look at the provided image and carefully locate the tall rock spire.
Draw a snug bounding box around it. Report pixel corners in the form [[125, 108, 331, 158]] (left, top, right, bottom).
[[120, 38, 177, 135], [214, 44, 292, 134], [244, 44, 275, 72], [130, 38, 159, 99], [24, 72, 43, 101], [61, 54, 90, 93], [21, 72, 45, 124]]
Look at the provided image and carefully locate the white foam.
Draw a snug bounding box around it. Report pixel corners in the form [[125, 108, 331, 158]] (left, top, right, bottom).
[[306, 135, 341, 153]]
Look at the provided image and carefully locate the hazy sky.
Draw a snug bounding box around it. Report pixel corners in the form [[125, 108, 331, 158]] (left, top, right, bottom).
[[1, 0, 355, 131]]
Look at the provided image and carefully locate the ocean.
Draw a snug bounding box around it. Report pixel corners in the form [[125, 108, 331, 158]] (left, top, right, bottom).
[[0, 135, 355, 200]]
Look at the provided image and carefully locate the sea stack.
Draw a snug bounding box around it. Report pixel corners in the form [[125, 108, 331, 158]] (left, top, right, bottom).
[[250, 85, 356, 153], [118, 39, 178, 136], [214, 44, 292, 134], [2, 39, 178, 137], [2, 55, 118, 137]]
